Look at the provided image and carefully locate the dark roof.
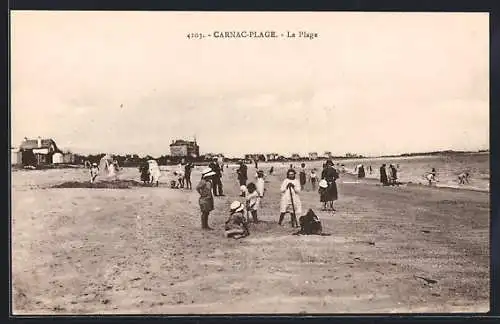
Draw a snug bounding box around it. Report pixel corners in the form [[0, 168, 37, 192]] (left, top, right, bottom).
[[20, 138, 58, 150], [170, 140, 197, 146]]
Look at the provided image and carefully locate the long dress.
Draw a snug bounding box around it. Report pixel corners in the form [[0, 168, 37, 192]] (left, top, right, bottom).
[[321, 166, 339, 201], [256, 178, 265, 198], [279, 178, 302, 215], [380, 166, 388, 184], [196, 179, 214, 213]]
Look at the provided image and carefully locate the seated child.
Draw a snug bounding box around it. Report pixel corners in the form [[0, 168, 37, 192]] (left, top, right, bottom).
[[225, 201, 250, 239]]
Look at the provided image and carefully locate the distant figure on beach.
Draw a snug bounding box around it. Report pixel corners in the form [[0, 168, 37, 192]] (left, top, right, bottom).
[[269, 166, 274, 175], [225, 201, 250, 239], [341, 164, 346, 173], [290, 164, 294, 170], [139, 161, 150, 184], [90, 163, 99, 183], [380, 164, 389, 186], [256, 170, 265, 198], [184, 162, 194, 189], [458, 172, 470, 184], [358, 164, 365, 179], [299, 163, 307, 189], [321, 160, 339, 211], [254, 159, 258, 169], [369, 165, 373, 175], [310, 168, 318, 190], [246, 182, 260, 223], [196, 168, 216, 230], [389, 164, 398, 185], [237, 161, 248, 197], [209, 158, 224, 196], [425, 168, 437, 185], [279, 169, 302, 227], [148, 160, 161, 187]]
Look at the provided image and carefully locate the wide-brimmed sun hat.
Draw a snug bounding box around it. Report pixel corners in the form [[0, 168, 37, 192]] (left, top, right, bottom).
[[240, 185, 247, 192], [319, 179, 328, 188], [230, 201, 245, 214], [202, 168, 216, 178], [92, 163, 98, 166]]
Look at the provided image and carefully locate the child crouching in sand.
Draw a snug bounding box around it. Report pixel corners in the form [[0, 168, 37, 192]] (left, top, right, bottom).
[[225, 201, 250, 239]]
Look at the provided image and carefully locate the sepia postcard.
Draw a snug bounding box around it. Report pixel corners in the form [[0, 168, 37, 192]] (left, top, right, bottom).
[[10, 11, 489, 314]]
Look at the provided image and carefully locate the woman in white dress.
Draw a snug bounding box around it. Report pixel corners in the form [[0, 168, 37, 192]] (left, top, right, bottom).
[[278, 169, 302, 227]]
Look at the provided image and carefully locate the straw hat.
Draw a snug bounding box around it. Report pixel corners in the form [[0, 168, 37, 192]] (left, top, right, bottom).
[[230, 201, 245, 214], [240, 185, 247, 192], [201, 168, 216, 178], [319, 179, 328, 188]]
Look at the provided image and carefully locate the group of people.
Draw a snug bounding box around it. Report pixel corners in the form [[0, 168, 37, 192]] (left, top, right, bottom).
[[380, 164, 399, 186], [195, 159, 341, 238], [86, 158, 120, 183]]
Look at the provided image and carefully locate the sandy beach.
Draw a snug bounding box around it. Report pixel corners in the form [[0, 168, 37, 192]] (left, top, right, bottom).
[[11, 165, 489, 314]]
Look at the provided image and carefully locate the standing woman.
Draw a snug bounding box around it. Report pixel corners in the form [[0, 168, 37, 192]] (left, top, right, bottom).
[[196, 168, 216, 230], [299, 163, 307, 190], [184, 161, 194, 189], [321, 160, 339, 211], [380, 164, 389, 185]]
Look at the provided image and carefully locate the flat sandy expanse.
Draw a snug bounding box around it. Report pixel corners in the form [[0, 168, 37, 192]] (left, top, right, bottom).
[[11, 166, 489, 314]]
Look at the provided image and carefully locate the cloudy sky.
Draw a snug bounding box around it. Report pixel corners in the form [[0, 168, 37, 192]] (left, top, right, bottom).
[[11, 11, 489, 157]]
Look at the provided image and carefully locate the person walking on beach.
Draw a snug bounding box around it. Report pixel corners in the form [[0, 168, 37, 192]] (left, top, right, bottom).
[[299, 163, 307, 190], [237, 161, 248, 197], [196, 168, 216, 230], [310, 168, 318, 190], [269, 166, 274, 175], [278, 169, 302, 227], [369, 165, 373, 175], [321, 160, 339, 211], [139, 161, 150, 185], [380, 164, 389, 186], [184, 161, 194, 189]]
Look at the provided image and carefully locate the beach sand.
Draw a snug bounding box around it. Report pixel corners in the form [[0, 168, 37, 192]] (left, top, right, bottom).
[[11, 165, 489, 314]]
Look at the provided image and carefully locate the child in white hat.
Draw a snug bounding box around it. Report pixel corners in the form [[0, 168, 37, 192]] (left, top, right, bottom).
[[318, 179, 329, 210], [225, 201, 250, 239], [196, 168, 216, 230]]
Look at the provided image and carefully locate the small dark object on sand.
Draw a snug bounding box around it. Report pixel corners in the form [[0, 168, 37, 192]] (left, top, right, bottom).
[[415, 275, 438, 285]]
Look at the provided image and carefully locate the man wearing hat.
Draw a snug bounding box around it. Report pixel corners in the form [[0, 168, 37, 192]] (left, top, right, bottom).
[[278, 169, 302, 227], [225, 201, 250, 239], [196, 168, 216, 230]]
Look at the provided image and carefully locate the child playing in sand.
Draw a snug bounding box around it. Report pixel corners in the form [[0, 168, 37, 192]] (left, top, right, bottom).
[[196, 168, 216, 230], [225, 201, 250, 239], [246, 182, 260, 223], [89, 163, 99, 183]]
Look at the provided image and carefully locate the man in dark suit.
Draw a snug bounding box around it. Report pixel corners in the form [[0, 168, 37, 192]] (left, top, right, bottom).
[[209, 158, 224, 196]]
